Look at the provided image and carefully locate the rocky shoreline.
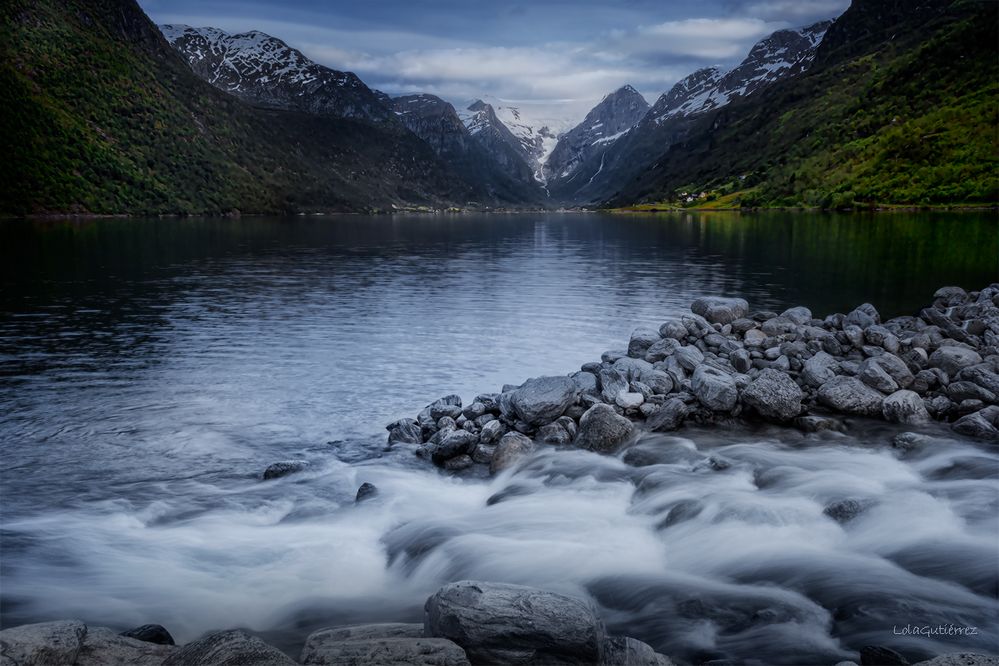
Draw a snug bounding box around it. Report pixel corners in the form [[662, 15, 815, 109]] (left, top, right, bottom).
[[3, 581, 996, 666], [387, 285, 999, 476]]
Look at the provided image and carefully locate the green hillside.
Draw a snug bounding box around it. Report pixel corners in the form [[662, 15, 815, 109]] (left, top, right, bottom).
[[609, 0, 998, 210], [0, 0, 466, 216]]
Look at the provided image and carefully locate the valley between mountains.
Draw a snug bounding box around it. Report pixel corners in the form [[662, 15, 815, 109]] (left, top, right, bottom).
[[2, 0, 995, 215]]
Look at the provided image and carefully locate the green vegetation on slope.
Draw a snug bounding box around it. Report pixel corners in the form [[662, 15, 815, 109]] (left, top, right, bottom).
[[609, 0, 998, 209], [0, 0, 466, 215]]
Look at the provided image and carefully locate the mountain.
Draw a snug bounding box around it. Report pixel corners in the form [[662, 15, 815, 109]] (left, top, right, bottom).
[[458, 100, 542, 191], [159, 25, 392, 123], [608, 0, 996, 208], [542, 85, 649, 198], [2, 0, 467, 215], [390, 94, 545, 204], [548, 20, 833, 205]]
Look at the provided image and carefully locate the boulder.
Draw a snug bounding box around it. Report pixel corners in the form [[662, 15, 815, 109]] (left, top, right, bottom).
[[575, 404, 635, 453], [817, 376, 885, 416], [644, 338, 681, 363], [741, 369, 803, 421], [882, 390, 930, 424], [646, 399, 689, 432], [959, 364, 999, 395], [823, 499, 870, 523], [802, 351, 840, 387], [571, 371, 599, 396], [162, 630, 295, 666], [691, 296, 749, 325], [600, 369, 630, 404], [859, 359, 900, 393], [616, 392, 644, 410], [262, 460, 309, 480], [691, 365, 738, 412], [470, 442, 497, 465], [628, 327, 662, 358], [429, 395, 464, 421], [538, 421, 573, 445], [490, 433, 534, 474], [304, 624, 424, 643], [865, 325, 900, 354], [912, 654, 999, 666], [600, 637, 675, 666], [432, 430, 478, 466], [953, 406, 999, 439], [355, 482, 379, 503], [121, 624, 175, 646], [76, 627, 176, 666], [642, 370, 674, 395], [744, 329, 767, 347], [423, 581, 602, 665], [658, 319, 688, 340], [0, 620, 87, 666], [781, 306, 813, 325], [930, 347, 984, 377], [479, 419, 505, 444], [845, 303, 880, 329], [300, 636, 469, 666], [673, 346, 704, 371], [510, 376, 578, 426], [387, 418, 423, 446]]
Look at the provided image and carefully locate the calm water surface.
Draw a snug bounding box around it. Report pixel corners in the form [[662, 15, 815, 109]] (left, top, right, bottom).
[[1, 212, 997, 664]]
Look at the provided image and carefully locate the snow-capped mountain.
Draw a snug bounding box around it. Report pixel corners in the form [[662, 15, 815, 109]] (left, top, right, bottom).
[[457, 100, 541, 188], [649, 20, 833, 124], [159, 25, 391, 123], [543, 85, 649, 186]]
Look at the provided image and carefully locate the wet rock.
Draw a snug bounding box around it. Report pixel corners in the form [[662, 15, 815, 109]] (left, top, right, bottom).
[[77, 626, 175, 665], [628, 327, 662, 358], [303, 624, 424, 643], [674, 346, 705, 371], [510, 376, 578, 426], [912, 654, 999, 666], [823, 499, 870, 523], [691, 365, 738, 412], [462, 402, 487, 421], [300, 636, 469, 666], [644, 338, 681, 363], [479, 419, 505, 444], [600, 636, 675, 665], [429, 395, 464, 421], [444, 455, 474, 472], [162, 630, 295, 665], [423, 581, 602, 665], [571, 371, 600, 396], [865, 325, 900, 354], [121, 624, 175, 646], [600, 368, 630, 404], [882, 390, 930, 424], [387, 418, 423, 446], [616, 392, 645, 410], [741, 369, 803, 421], [691, 296, 749, 325], [660, 498, 705, 528], [538, 421, 573, 445], [802, 351, 840, 387], [761, 316, 799, 337], [647, 399, 689, 432], [355, 482, 379, 503], [0, 620, 87, 665], [575, 404, 635, 453], [845, 303, 881, 329], [947, 381, 996, 403], [959, 364, 999, 395], [859, 358, 900, 393], [643, 370, 674, 395], [744, 329, 767, 347], [262, 460, 309, 480], [952, 406, 999, 439], [934, 285, 970, 306], [490, 432, 534, 474], [432, 430, 478, 466], [817, 377, 885, 416], [658, 319, 688, 340], [730, 349, 752, 373], [470, 441, 497, 465], [781, 306, 813, 325], [794, 415, 846, 433], [859, 645, 909, 666]]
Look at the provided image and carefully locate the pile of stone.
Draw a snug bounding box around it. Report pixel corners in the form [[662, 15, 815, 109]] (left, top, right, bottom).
[[387, 285, 999, 473]]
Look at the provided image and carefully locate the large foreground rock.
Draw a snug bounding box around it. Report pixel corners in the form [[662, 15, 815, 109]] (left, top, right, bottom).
[[575, 404, 635, 453], [76, 627, 175, 665], [424, 581, 602, 664], [691, 296, 749, 325], [510, 376, 578, 426], [600, 637, 675, 666], [0, 620, 87, 665], [741, 369, 803, 421], [301, 636, 469, 666], [817, 376, 885, 416], [882, 390, 930, 424], [953, 406, 999, 439], [490, 432, 535, 474], [162, 629, 295, 665], [691, 365, 738, 411]]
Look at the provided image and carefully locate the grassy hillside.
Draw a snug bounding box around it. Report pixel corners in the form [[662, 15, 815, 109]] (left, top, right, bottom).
[[608, 0, 997, 209], [1, 0, 467, 215]]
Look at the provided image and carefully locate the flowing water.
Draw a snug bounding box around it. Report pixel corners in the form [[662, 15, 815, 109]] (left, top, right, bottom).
[[1, 212, 997, 664]]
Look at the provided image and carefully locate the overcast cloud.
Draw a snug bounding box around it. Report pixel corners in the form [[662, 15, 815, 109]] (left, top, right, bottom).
[[141, 0, 849, 109]]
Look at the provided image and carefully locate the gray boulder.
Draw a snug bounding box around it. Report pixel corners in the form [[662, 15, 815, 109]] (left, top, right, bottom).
[[959, 364, 999, 395], [691, 296, 749, 325], [859, 359, 900, 393], [304, 624, 423, 643], [817, 376, 885, 416], [0, 620, 87, 666], [432, 430, 478, 466], [424, 581, 602, 665], [571, 371, 599, 396], [953, 406, 999, 439], [781, 306, 813, 325], [262, 460, 309, 480], [387, 418, 423, 446], [511, 376, 578, 426], [930, 347, 984, 377], [538, 421, 573, 445], [120, 624, 175, 646], [658, 319, 688, 340], [744, 329, 767, 347], [646, 399, 689, 432], [628, 327, 662, 358], [600, 369, 630, 404], [162, 630, 295, 665], [479, 419, 505, 444], [845, 303, 880, 329], [600, 636, 675, 665], [490, 432, 534, 474], [865, 325, 900, 353], [741, 369, 803, 421], [76, 627, 176, 666], [300, 636, 469, 666], [616, 392, 644, 410], [912, 654, 999, 666], [691, 365, 738, 411], [575, 404, 635, 453], [882, 390, 930, 424], [802, 351, 840, 387], [644, 338, 681, 363], [673, 346, 704, 372], [429, 395, 464, 421]]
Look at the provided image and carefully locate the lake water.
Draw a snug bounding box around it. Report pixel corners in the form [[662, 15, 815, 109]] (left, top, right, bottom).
[[1, 212, 997, 663]]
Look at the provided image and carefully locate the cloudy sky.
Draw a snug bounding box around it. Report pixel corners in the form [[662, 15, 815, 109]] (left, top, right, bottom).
[[140, 0, 848, 110]]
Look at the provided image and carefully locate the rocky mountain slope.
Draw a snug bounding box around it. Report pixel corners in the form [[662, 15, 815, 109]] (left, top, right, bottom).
[[2, 0, 470, 215], [457, 100, 543, 192], [159, 25, 392, 123], [547, 21, 833, 204], [607, 0, 997, 208]]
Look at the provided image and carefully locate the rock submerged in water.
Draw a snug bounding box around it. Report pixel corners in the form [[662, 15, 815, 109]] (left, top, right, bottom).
[[121, 623, 176, 646], [262, 460, 309, 480], [389, 284, 999, 473]]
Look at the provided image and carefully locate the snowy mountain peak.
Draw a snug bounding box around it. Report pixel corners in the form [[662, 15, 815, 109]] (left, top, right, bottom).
[[158, 24, 390, 122]]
